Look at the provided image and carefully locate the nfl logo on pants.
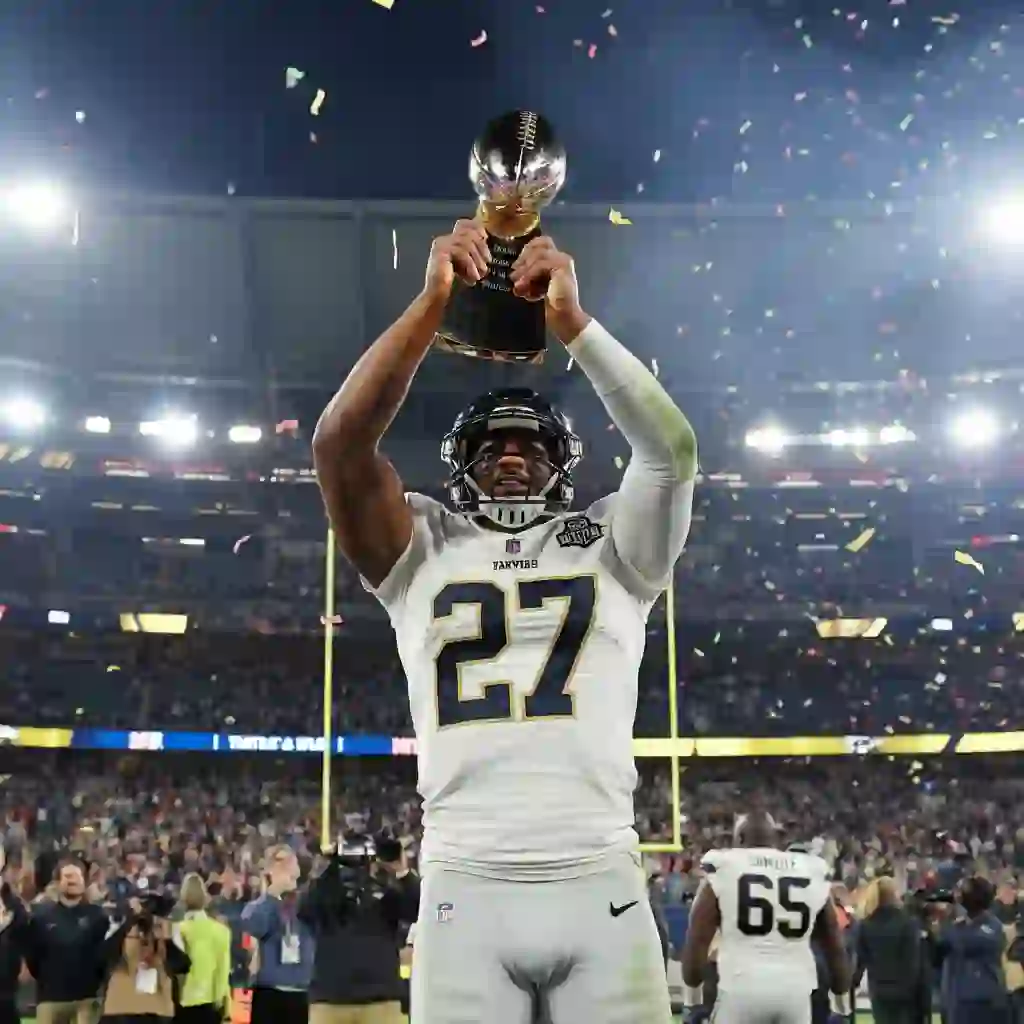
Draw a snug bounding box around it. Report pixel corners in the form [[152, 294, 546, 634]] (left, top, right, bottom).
[[436, 902, 454, 923]]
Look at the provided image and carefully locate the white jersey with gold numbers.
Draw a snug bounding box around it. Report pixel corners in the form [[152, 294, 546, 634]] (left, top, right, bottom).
[[364, 492, 664, 881], [703, 847, 831, 992]]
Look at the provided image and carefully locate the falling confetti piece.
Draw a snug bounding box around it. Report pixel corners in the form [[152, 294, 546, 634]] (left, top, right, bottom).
[[953, 550, 985, 574], [566, 357, 575, 371], [587, 43, 598, 58], [608, 208, 632, 225], [899, 114, 915, 132], [392, 228, 399, 270], [321, 614, 344, 626], [651, 358, 659, 377], [470, 30, 488, 47], [233, 535, 253, 554], [310, 89, 326, 116], [845, 527, 876, 553], [75, 111, 86, 124], [285, 67, 306, 89], [371, 0, 394, 7]]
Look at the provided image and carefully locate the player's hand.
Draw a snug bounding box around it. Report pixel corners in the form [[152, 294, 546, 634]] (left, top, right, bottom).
[[423, 220, 491, 301], [509, 236, 579, 312]]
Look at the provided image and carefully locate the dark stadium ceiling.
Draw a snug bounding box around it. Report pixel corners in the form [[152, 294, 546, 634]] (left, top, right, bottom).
[[0, 192, 1021, 395]]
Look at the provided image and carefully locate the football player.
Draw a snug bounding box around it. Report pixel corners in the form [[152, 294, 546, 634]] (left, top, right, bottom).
[[313, 219, 697, 1023], [681, 811, 852, 1024]]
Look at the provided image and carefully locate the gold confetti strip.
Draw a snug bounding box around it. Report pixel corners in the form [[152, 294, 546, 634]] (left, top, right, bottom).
[[371, 0, 395, 8], [845, 527, 876, 553], [608, 208, 632, 225], [953, 550, 985, 574], [310, 89, 326, 116]]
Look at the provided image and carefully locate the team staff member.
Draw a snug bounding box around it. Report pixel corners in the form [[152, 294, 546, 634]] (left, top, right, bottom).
[[854, 877, 922, 1024], [240, 845, 313, 1024], [26, 859, 110, 1024], [175, 874, 232, 1024]]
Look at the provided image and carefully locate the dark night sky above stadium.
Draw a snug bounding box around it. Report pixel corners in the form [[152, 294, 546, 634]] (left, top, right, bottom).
[[0, 0, 1021, 204]]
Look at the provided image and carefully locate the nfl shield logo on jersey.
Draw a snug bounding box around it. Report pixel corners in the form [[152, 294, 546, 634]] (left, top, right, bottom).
[[505, 538, 521, 554], [436, 902, 454, 923]]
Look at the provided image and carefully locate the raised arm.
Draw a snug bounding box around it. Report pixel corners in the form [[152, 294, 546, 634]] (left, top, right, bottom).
[[511, 238, 697, 590], [312, 220, 491, 586]]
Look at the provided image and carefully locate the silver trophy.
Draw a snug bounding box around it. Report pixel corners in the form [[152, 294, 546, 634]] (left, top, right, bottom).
[[435, 111, 567, 363]]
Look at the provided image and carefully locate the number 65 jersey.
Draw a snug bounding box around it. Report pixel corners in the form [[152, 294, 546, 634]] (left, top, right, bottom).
[[363, 492, 666, 881], [702, 847, 832, 992]]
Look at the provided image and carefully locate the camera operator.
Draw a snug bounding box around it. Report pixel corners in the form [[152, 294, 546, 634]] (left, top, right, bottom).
[[934, 875, 1010, 1024], [852, 878, 921, 1024], [299, 833, 419, 1024], [26, 858, 111, 1024], [99, 891, 191, 1023], [241, 845, 313, 1024]]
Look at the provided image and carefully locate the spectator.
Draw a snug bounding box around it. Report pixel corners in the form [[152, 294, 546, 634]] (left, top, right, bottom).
[[175, 874, 232, 1024], [99, 899, 191, 1023], [27, 859, 110, 1024], [0, 864, 28, 1024], [853, 877, 921, 1024], [240, 845, 312, 1024]]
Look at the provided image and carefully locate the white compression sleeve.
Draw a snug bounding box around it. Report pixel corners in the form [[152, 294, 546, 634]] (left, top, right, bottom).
[[567, 319, 697, 589]]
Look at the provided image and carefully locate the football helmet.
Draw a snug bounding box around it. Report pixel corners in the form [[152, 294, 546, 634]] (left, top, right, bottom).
[[441, 387, 582, 529]]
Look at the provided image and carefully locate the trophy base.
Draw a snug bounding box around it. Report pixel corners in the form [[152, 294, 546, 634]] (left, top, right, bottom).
[[433, 330, 546, 365], [435, 227, 547, 364]]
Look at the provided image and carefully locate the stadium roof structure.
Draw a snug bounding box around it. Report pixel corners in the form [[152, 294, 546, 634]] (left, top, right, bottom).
[[0, 192, 1019, 400]]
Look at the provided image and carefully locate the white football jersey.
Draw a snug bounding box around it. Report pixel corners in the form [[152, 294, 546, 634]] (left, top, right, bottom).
[[365, 492, 664, 880], [703, 847, 831, 990]]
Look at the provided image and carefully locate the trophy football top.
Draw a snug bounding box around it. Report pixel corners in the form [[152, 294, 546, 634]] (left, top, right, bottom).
[[469, 111, 567, 215]]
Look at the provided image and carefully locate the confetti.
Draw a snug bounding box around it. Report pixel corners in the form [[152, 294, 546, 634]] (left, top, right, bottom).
[[310, 89, 326, 116], [587, 43, 598, 58], [953, 550, 985, 574], [233, 535, 252, 555], [608, 208, 632, 225], [371, 0, 394, 7], [285, 67, 306, 89], [470, 30, 488, 47], [845, 528, 876, 553], [392, 228, 399, 270], [75, 111, 86, 123]]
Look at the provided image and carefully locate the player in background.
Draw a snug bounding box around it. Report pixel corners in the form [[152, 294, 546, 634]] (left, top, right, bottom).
[[681, 811, 852, 1024], [313, 219, 697, 1023]]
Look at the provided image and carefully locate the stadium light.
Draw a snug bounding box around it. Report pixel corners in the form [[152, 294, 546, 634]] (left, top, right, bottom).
[[84, 416, 111, 434], [825, 427, 870, 448], [1, 396, 47, 431], [5, 181, 68, 233], [139, 414, 198, 447], [949, 409, 999, 448], [982, 198, 1024, 247], [879, 423, 915, 444], [228, 424, 262, 444], [744, 426, 788, 455]]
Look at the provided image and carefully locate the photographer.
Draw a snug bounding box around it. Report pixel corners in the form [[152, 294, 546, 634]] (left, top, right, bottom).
[[99, 891, 191, 1023], [26, 858, 111, 1024], [299, 834, 419, 1024], [853, 877, 922, 1024], [934, 875, 1010, 1024]]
